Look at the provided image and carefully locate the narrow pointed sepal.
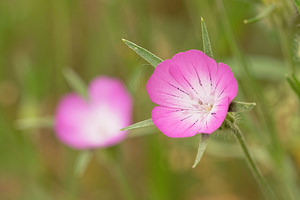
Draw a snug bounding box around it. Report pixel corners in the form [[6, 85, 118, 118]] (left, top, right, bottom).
[[122, 39, 163, 68], [120, 118, 154, 131], [228, 101, 256, 113], [192, 134, 210, 168]]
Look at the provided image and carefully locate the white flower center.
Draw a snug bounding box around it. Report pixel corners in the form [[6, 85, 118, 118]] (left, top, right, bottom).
[[82, 105, 123, 145], [187, 92, 214, 115], [191, 100, 213, 113]]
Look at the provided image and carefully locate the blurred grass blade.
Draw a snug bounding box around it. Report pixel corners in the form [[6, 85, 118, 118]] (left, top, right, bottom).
[[293, 0, 300, 13], [120, 118, 154, 131], [74, 151, 93, 177], [286, 74, 300, 99], [201, 17, 213, 58], [63, 67, 88, 98], [192, 134, 209, 168], [226, 55, 286, 81], [122, 39, 163, 67], [243, 4, 276, 24], [228, 101, 256, 112], [15, 117, 54, 130], [291, 74, 300, 89]]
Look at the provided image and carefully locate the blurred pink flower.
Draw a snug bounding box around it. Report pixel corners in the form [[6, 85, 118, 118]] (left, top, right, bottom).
[[147, 50, 237, 138], [55, 77, 132, 149]]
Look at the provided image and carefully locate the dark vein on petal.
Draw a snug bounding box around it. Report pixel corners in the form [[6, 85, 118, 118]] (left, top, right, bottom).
[[209, 114, 218, 120], [168, 82, 190, 96], [192, 119, 199, 126], [188, 119, 199, 129], [160, 92, 183, 99], [192, 64, 203, 87], [218, 89, 225, 98], [206, 63, 212, 87], [183, 75, 200, 96], [217, 82, 233, 98], [214, 71, 226, 90], [175, 108, 190, 112], [180, 115, 193, 121]]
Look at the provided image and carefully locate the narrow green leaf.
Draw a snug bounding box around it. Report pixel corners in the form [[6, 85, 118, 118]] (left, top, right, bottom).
[[201, 17, 213, 58], [122, 39, 163, 67], [291, 74, 300, 89], [63, 67, 88, 98], [228, 101, 256, 112], [243, 4, 276, 24], [192, 134, 209, 168], [293, 0, 300, 13], [286, 75, 300, 99], [15, 117, 54, 130], [74, 151, 93, 177], [120, 118, 154, 131]]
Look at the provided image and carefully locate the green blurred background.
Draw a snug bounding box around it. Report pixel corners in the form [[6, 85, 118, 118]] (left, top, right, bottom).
[[1, 0, 300, 199]]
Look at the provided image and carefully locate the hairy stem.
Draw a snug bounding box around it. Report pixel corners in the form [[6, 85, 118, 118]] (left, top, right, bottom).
[[231, 123, 278, 200]]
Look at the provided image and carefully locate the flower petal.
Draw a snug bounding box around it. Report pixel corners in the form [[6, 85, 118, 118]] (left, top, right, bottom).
[[80, 104, 127, 148], [54, 94, 92, 149], [151, 106, 205, 138], [170, 50, 218, 95], [88, 76, 132, 126], [147, 60, 194, 109], [202, 97, 230, 133], [214, 63, 238, 102]]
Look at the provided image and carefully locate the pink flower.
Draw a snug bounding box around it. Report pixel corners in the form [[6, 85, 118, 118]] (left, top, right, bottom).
[[55, 77, 132, 149], [146, 50, 237, 138]]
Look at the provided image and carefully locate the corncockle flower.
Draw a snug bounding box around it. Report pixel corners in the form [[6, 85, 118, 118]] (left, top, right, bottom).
[[147, 50, 237, 137], [55, 77, 132, 149]]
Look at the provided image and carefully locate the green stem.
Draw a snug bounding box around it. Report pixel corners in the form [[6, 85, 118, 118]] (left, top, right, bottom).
[[215, 0, 283, 163], [231, 123, 278, 200], [96, 151, 136, 200]]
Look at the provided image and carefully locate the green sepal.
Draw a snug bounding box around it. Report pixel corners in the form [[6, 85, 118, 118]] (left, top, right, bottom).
[[192, 134, 210, 168], [201, 17, 213, 58], [228, 101, 256, 113], [120, 118, 154, 131], [122, 39, 163, 68]]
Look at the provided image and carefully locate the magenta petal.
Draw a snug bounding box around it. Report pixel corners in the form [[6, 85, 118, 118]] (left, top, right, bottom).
[[55, 94, 92, 149], [152, 106, 203, 138], [201, 97, 230, 133], [88, 76, 132, 125], [147, 60, 194, 109], [170, 50, 218, 96], [214, 63, 238, 102]]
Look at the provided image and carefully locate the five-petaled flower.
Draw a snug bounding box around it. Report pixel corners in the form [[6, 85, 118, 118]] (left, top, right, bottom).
[[55, 77, 132, 149], [146, 50, 237, 138]]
